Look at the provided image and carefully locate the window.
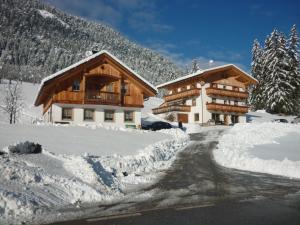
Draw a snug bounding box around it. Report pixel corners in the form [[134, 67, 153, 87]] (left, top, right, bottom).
[[224, 100, 228, 105], [72, 80, 80, 91], [194, 113, 199, 122], [234, 101, 238, 106], [62, 108, 72, 120], [223, 85, 227, 89], [107, 83, 114, 92], [211, 83, 217, 88], [192, 98, 196, 106], [104, 110, 114, 122], [122, 83, 130, 96], [84, 109, 94, 121], [212, 98, 216, 103], [124, 111, 134, 122]]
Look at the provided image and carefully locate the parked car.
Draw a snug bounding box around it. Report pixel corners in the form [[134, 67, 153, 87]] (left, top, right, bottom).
[[272, 118, 288, 123], [142, 121, 172, 131], [291, 116, 300, 124]]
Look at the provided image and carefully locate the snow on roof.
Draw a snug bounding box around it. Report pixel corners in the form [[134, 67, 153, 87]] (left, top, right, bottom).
[[35, 50, 157, 104], [156, 64, 258, 88]]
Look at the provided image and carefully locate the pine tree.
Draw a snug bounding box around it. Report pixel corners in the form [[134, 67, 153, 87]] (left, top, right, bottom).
[[287, 25, 300, 114], [250, 39, 264, 109], [263, 30, 295, 114]]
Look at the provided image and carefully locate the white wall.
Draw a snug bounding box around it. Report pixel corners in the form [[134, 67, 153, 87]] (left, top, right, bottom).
[[44, 103, 141, 127]]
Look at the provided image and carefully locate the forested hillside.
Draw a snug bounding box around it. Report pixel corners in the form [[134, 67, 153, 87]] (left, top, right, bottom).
[[0, 0, 183, 84]]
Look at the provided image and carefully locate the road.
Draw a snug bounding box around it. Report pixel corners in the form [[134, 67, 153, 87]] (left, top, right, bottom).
[[46, 128, 300, 225]]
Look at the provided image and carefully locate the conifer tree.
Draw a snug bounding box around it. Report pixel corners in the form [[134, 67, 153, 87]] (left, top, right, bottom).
[[287, 25, 300, 114], [250, 39, 264, 109]]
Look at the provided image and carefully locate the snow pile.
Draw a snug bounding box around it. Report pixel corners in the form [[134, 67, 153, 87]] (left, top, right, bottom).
[[0, 128, 188, 224], [247, 110, 295, 123], [214, 122, 300, 179]]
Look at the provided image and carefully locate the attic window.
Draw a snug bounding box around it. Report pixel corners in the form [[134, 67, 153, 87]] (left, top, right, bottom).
[[72, 80, 80, 91]]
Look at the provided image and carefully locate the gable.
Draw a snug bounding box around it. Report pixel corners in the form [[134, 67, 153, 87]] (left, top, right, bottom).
[[35, 51, 157, 106]]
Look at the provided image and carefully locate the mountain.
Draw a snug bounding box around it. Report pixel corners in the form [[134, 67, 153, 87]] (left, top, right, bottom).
[[0, 0, 183, 84]]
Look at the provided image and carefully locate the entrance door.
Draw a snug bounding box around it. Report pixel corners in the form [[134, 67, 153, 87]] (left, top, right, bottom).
[[177, 114, 188, 123]]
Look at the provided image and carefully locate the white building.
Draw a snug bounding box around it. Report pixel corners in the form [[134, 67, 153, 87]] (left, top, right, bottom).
[[153, 64, 258, 125]]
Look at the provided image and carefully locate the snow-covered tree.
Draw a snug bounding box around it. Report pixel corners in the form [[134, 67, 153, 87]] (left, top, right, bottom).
[[251, 26, 300, 115], [2, 82, 23, 124], [250, 39, 264, 109], [287, 25, 300, 114]]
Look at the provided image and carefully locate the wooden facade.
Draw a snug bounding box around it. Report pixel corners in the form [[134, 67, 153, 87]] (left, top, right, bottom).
[[35, 51, 157, 115], [153, 64, 258, 124]]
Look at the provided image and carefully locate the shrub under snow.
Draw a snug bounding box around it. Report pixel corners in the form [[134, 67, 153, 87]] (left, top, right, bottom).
[[7, 141, 42, 154]]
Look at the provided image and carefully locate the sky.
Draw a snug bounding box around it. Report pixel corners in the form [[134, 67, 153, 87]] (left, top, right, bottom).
[[45, 0, 300, 71]]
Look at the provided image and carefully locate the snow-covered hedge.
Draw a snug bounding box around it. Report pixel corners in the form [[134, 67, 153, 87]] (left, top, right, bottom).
[[7, 141, 42, 154]]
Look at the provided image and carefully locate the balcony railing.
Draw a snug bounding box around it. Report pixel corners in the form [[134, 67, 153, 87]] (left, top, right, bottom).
[[152, 105, 191, 114], [206, 102, 249, 113], [206, 87, 249, 99], [164, 88, 201, 102], [85, 91, 120, 105]]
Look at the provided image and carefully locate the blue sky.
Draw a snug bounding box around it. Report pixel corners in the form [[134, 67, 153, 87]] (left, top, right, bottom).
[[45, 0, 300, 71]]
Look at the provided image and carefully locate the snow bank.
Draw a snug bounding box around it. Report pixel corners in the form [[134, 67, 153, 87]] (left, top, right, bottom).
[[214, 123, 300, 179], [0, 128, 188, 224]]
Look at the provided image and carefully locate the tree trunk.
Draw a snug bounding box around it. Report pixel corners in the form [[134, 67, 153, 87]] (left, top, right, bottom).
[[9, 113, 13, 124]]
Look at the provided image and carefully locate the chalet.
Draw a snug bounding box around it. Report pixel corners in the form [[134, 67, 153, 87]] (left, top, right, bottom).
[[34, 50, 157, 127], [153, 64, 258, 125]]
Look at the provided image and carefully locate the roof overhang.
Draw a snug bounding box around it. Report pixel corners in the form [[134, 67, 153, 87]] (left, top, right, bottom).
[[34, 50, 158, 106], [157, 64, 258, 89]]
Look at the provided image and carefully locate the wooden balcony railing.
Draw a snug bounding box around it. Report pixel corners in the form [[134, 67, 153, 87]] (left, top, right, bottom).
[[53, 91, 84, 104], [206, 87, 249, 99], [85, 91, 120, 105], [206, 102, 249, 113], [164, 88, 201, 102], [152, 105, 191, 114]]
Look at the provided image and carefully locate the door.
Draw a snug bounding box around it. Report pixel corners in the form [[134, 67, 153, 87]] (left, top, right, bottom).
[[177, 114, 188, 123]]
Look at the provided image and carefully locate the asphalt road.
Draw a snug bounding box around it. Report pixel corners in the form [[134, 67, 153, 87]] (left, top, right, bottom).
[[46, 128, 300, 225]]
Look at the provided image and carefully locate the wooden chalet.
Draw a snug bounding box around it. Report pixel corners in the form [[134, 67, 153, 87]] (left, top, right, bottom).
[[34, 50, 157, 127]]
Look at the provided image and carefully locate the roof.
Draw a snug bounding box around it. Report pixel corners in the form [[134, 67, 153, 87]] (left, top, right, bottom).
[[156, 64, 258, 89], [35, 50, 157, 105]]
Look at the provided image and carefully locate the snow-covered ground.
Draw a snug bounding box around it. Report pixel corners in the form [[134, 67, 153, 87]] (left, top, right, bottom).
[[247, 110, 295, 123], [0, 124, 170, 156], [214, 122, 300, 179], [0, 81, 42, 124], [0, 126, 188, 224], [0, 82, 190, 224]]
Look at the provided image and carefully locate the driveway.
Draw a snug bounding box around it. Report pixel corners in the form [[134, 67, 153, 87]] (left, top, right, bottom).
[[46, 128, 300, 225]]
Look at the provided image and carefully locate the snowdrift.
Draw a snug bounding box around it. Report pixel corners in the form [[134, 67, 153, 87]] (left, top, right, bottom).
[[214, 122, 300, 179]]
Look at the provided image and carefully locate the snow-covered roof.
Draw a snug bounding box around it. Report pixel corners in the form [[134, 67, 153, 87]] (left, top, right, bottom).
[[35, 50, 157, 105], [156, 64, 258, 89]]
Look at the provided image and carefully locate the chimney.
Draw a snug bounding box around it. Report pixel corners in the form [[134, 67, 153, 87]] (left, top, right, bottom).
[[92, 46, 100, 54]]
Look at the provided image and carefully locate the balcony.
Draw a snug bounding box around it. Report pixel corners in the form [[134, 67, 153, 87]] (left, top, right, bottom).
[[85, 91, 120, 105], [152, 105, 191, 114], [164, 88, 201, 102], [206, 87, 249, 99], [206, 102, 249, 113]]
